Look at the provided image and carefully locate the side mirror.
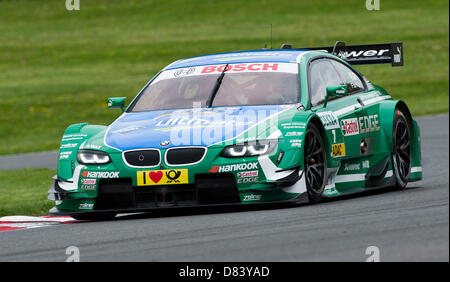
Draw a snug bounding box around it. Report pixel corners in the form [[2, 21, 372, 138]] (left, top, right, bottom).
[[107, 97, 126, 112], [324, 85, 347, 107]]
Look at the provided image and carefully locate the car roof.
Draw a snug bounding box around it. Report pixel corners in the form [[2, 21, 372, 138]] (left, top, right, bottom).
[[164, 49, 311, 70]]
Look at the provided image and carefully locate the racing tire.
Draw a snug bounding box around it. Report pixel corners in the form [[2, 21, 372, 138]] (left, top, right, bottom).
[[304, 123, 327, 203], [71, 213, 117, 221], [392, 110, 411, 190]]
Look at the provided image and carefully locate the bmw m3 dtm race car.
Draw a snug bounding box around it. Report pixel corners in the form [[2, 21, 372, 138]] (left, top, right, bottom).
[[48, 41, 422, 220]]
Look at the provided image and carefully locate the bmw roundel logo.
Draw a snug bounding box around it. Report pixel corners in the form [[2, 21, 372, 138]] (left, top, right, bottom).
[[173, 67, 195, 77], [160, 140, 170, 146]]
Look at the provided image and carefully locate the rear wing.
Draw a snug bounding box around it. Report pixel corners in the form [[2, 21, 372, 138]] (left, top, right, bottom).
[[282, 41, 404, 66]]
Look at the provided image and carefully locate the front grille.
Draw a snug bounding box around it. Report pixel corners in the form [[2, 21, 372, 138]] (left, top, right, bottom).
[[165, 147, 206, 165], [94, 174, 239, 211], [124, 149, 160, 167]]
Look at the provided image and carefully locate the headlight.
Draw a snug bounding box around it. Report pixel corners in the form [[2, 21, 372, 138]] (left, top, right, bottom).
[[221, 139, 277, 158], [77, 150, 111, 165]]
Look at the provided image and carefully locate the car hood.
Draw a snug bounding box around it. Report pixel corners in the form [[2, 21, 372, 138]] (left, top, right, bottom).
[[104, 105, 293, 151]]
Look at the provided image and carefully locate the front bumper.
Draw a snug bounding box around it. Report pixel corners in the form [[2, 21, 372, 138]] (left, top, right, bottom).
[[50, 142, 309, 214], [48, 167, 308, 215]]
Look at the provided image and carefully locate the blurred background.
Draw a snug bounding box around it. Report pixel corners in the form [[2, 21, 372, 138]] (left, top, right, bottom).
[[0, 0, 448, 216]]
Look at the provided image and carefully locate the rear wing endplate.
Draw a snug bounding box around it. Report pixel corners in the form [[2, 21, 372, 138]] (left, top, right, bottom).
[[286, 41, 404, 66]]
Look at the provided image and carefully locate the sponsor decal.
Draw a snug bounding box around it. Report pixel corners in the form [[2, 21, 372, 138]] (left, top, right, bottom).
[[155, 117, 252, 128], [243, 194, 262, 201], [63, 134, 87, 138], [324, 186, 339, 196], [318, 111, 339, 130], [289, 139, 302, 148], [209, 162, 258, 173], [113, 126, 145, 135], [82, 144, 102, 150], [332, 143, 346, 157], [173, 67, 195, 77], [359, 114, 380, 134], [237, 177, 259, 184], [81, 171, 120, 179], [237, 170, 258, 178], [209, 166, 219, 173], [80, 184, 96, 191], [79, 202, 94, 210], [281, 122, 306, 129], [60, 143, 78, 149], [362, 160, 370, 169], [342, 49, 389, 59], [341, 118, 359, 136], [154, 63, 298, 83], [285, 131, 303, 137], [62, 134, 87, 142], [336, 88, 346, 95], [137, 169, 188, 186], [344, 162, 360, 171], [62, 137, 84, 142], [201, 63, 279, 73], [59, 151, 72, 160], [81, 179, 96, 185]]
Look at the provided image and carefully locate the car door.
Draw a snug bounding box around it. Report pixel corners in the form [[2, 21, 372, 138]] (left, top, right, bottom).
[[308, 57, 368, 161], [329, 59, 386, 164], [328, 59, 374, 160]]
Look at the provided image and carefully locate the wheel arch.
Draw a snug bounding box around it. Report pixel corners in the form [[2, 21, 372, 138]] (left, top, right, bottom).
[[308, 116, 328, 146], [378, 100, 422, 180], [379, 100, 414, 151], [395, 101, 413, 128], [307, 115, 334, 168]]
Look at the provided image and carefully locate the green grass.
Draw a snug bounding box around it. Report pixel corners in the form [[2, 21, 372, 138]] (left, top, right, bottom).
[[0, 0, 448, 155], [0, 168, 56, 217]]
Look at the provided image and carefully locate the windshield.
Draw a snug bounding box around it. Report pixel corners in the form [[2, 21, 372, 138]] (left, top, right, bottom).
[[130, 63, 299, 112]]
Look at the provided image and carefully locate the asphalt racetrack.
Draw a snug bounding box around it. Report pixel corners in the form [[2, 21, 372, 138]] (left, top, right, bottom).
[[0, 114, 448, 261]]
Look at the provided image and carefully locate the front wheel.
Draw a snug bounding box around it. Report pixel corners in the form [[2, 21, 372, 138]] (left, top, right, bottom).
[[303, 123, 327, 203], [392, 110, 411, 189]]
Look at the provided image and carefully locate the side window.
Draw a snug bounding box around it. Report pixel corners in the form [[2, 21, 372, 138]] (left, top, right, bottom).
[[309, 59, 343, 106], [330, 60, 365, 94]]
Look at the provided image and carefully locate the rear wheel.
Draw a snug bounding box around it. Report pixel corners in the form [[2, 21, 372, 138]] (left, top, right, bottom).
[[303, 124, 327, 203], [392, 110, 411, 189]]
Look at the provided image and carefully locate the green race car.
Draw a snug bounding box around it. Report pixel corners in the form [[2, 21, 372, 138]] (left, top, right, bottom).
[[48, 41, 422, 220]]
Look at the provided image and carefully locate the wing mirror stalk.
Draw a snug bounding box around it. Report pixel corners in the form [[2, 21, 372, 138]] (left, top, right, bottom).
[[324, 86, 348, 108]]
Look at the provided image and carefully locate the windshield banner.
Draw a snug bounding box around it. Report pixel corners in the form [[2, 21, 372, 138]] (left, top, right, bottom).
[[155, 63, 298, 82]]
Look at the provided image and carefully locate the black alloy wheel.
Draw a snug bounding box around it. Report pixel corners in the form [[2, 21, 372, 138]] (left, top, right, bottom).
[[392, 110, 411, 189], [304, 124, 327, 203]]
